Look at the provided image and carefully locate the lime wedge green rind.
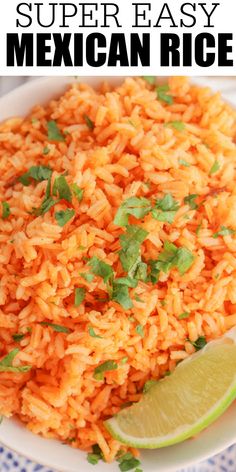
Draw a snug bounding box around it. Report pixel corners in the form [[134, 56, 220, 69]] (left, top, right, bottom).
[[105, 337, 236, 449]]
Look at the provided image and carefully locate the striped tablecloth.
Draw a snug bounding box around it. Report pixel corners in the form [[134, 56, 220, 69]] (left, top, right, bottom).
[[0, 76, 236, 472]]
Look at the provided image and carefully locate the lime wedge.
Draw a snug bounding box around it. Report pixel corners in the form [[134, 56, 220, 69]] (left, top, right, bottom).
[[105, 332, 236, 448]]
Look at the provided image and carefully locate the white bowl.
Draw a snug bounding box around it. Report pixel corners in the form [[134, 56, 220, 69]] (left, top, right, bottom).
[[1, 76, 236, 472]]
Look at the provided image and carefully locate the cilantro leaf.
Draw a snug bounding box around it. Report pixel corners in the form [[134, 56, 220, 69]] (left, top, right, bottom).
[[147, 259, 160, 284], [152, 193, 179, 223], [213, 226, 236, 238], [43, 146, 50, 155], [143, 76, 155, 85], [135, 325, 144, 337], [196, 222, 202, 236], [164, 121, 185, 131], [89, 327, 102, 339], [19, 166, 52, 186], [2, 201, 11, 219], [112, 282, 133, 309], [189, 336, 207, 351], [120, 225, 148, 251], [40, 322, 70, 333], [87, 257, 114, 284], [178, 312, 190, 320], [32, 197, 59, 216], [143, 379, 158, 393], [130, 260, 147, 281], [115, 277, 138, 288], [55, 209, 75, 227], [93, 360, 118, 381], [74, 287, 86, 307], [209, 160, 220, 175], [71, 183, 84, 202], [12, 333, 25, 342], [84, 114, 95, 130], [87, 445, 104, 465], [150, 241, 194, 277], [184, 194, 199, 210], [114, 197, 151, 227], [47, 120, 65, 142], [117, 453, 141, 472], [121, 356, 128, 364], [179, 159, 190, 167], [134, 294, 144, 303], [80, 273, 94, 283], [87, 453, 100, 465], [157, 85, 173, 105], [174, 246, 195, 275], [119, 225, 148, 274], [52, 176, 72, 203], [0, 349, 31, 373]]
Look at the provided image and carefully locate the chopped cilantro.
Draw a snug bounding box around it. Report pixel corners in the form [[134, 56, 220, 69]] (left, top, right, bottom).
[[117, 452, 141, 472], [55, 209, 75, 227], [196, 222, 202, 235], [119, 225, 148, 274], [143, 379, 158, 393], [40, 322, 70, 333], [148, 241, 194, 281], [32, 196, 59, 216], [19, 165, 52, 186], [115, 277, 138, 288], [157, 84, 173, 105], [52, 175, 72, 203], [114, 197, 151, 227], [74, 287, 85, 307], [87, 453, 100, 465], [71, 183, 84, 202], [80, 273, 94, 283], [47, 120, 65, 142], [157, 241, 194, 275], [164, 121, 185, 131], [84, 114, 95, 130], [143, 76, 155, 85], [88, 257, 114, 284], [179, 159, 190, 167], [189, 336, 207, 351], [213, 226, 236, 238], [152, 193, 179, 223], [12, 333, 25, 342], [134, 294, 144, 303], [89, 327, 102, 338], [184, 194, 199, 210], [209, 160, 220, 175], [88, 324, 102, 338], [178, 312, 190, 320], [121, 356, 128, 364], [43, 146, 50, 155], [161, 300, 166, 306], [31, 118, 38, 124], [135, 325, 144, 338], [87, 445, 103, 465], [93, 360, 118, 381], [112, 282, 133, 309], [2, 201, 11, 219], [0, 349, 31, 373]]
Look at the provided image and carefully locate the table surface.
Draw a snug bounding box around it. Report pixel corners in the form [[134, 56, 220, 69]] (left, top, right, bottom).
[[0, 76, 236, 472]]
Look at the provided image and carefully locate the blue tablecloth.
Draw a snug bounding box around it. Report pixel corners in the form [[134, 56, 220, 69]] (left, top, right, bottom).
[[1, 443, 236, 472]]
